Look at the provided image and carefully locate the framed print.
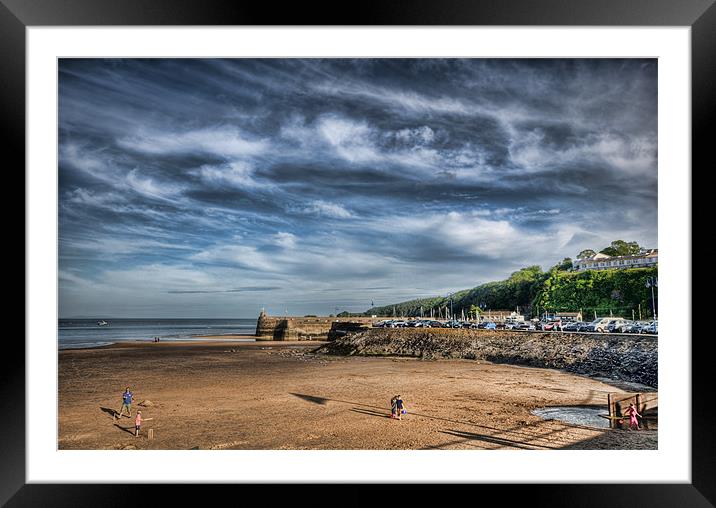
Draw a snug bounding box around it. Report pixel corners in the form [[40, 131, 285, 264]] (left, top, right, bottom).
[[6, 0, 712, 505]]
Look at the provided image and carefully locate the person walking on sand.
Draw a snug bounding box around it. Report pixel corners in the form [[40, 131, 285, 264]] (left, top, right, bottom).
[[390, 395, 399, 419], [395, 395, 406, 420], [117, 387, 133, 419], [626, 403, 642, 431]]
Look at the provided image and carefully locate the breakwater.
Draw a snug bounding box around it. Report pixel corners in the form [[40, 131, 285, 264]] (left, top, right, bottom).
[[255, 311, 375, 341], [315, 328, 658, 388]]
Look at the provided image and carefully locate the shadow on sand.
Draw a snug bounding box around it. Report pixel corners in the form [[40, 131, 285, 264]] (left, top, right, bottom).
[[437, 429, 552, 450], [350, 407, 391, 419], [289, 393, 330, 405], [100, 406, 118, 418], [114, 423, 136, 436]]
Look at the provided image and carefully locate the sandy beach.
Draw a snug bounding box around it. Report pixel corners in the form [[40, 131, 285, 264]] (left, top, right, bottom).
[[58, 340, 657, 450]]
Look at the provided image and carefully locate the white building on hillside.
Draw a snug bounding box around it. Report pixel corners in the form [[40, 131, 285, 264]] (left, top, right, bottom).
[[573, 249, 658, 271], [481, 310, 525, 322]]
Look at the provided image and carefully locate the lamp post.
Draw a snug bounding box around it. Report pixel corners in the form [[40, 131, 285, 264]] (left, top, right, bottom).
[[646, 276, 658, 319]]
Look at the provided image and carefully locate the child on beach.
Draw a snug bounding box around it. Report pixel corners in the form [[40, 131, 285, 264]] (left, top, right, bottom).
[[117, 387, 133, 418], [626, 403, 642, 431], [390, 395, 399, 419], [396, 395, 406, 420], [133, 410, 153, 437]]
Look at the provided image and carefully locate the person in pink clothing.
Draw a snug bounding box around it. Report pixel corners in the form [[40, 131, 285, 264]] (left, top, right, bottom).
[[135, 411, 143, 437], [626, 403, 642, 430], [134, 410, 153, 437]]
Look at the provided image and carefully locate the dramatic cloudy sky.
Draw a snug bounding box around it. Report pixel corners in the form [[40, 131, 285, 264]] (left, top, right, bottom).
[[58, 59, 657, 318]]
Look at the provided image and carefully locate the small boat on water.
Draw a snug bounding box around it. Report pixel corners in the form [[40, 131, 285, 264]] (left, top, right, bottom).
[[97, 320, 109, 326]]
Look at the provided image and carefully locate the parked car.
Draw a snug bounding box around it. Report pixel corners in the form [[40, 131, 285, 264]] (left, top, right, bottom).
[[405, 319, 423, 327], [575, 321, 592, 332], [606, 319, 627, 333], [483, 322, 497, 330], [583, 317, 620, 333], [611, 320, 635, 333], [427, 320, 444, 328], [540, 321, 562, 331], [562, 321, 582, 332], [619, 321, 640, 333], [640, 321, 658, 334]]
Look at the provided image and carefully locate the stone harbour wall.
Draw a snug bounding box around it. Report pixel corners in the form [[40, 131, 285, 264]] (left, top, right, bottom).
[[255, 312, 376, 341], [315, 328, 658, 388]]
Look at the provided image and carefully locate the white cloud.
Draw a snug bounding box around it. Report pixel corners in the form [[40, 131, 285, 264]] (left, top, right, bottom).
[[118, 126, 269, 158], [301, 200, 354, 219], [272, 232, 297, 249], [509, 130, 657, 176], [196, 161, 260, 188], [191, 244, 276, 272], [125, 168, 183, 200], [69, 237, 195, 256], [395, 126, 435, 144], [316, 115, 380, 163]]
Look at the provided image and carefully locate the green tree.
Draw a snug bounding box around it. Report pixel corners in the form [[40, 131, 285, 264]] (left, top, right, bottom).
[[554, 257, 573, 271], [577, 249, 596, 259], [469, 304, 481, 319], [600, 240, 641, 257]]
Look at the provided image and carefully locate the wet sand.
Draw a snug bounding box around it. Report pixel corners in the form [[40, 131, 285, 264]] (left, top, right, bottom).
[[58, 340, 657, 450]]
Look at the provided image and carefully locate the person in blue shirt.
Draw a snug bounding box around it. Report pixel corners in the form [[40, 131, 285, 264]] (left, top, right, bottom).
[[117, 387, 133, 418], [395, 395, 406, 420]]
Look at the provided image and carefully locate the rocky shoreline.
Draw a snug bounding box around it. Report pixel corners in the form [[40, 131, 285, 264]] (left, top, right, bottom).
[[316, 328, 658, 388]]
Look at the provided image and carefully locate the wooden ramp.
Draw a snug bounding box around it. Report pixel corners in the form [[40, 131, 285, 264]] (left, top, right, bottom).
[[606, 392, 658, 430]]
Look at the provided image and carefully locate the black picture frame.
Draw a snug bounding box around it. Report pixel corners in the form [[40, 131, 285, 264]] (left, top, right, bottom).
[[6, 0, 710, 505]]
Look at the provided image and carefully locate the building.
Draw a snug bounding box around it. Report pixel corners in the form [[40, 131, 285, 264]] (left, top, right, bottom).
[[481, 310, 525, 323], [544, 311, 583, 322], [573, 249, 658, 271]]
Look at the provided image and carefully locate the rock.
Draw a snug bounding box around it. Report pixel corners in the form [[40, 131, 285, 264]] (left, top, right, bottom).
[[320, 328, 657, 388]]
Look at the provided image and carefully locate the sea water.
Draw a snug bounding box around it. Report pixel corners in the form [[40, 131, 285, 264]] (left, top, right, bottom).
[[531, 406, 610, 429], [58, 318, 257, 350]]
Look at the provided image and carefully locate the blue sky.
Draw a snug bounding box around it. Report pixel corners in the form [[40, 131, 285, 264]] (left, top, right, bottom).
[[58, 59, 657, 318]]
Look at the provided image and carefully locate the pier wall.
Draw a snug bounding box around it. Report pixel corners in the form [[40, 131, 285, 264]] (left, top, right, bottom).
[[255, 312, 376, 341]]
